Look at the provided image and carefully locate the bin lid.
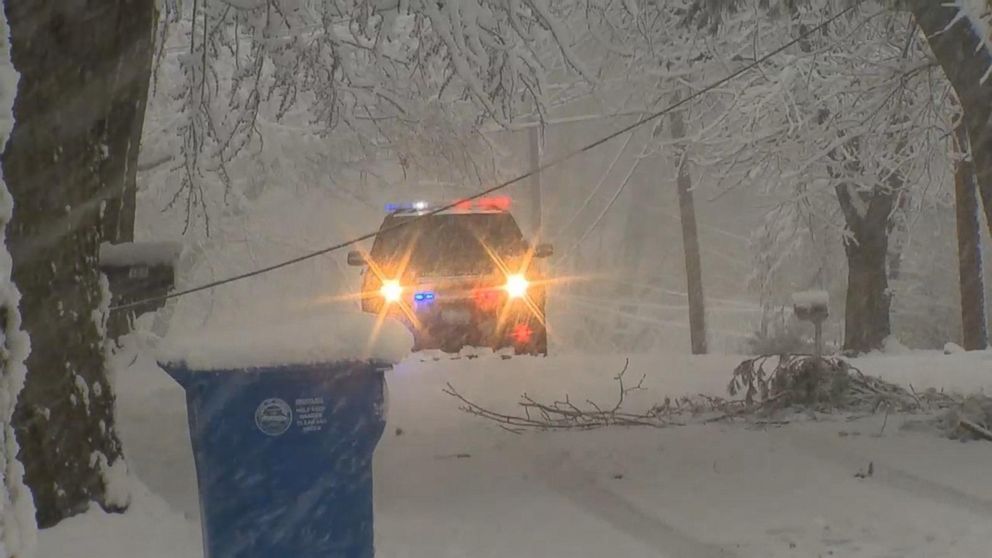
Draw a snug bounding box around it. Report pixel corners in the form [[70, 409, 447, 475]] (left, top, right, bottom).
[[157, 312, 412, 370]]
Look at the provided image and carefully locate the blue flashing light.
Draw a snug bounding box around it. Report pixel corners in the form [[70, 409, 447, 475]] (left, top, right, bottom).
[[385, 200, 431, 213], [413, 291, 435, 302]]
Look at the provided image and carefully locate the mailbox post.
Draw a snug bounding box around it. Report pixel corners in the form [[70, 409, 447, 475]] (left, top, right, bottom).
[[792, 290, 829, 358]]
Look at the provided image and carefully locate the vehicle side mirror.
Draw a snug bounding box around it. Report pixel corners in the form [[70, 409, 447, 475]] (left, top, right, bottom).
[[347, 250, 366, 266], [533, 243, 554, 258]]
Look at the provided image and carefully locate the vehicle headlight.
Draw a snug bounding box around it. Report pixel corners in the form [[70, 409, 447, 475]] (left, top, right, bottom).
[[504, 274, 529, 299], [380, 280, 403, 303]]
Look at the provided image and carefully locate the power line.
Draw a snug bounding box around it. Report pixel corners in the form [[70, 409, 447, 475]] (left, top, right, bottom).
[[554, 130, 636, 239], [556, 143, 647, 265], [111, 3, 860, 312]]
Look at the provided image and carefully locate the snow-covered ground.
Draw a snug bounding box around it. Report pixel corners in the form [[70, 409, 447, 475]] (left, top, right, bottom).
[[38, 340, 992, 558]]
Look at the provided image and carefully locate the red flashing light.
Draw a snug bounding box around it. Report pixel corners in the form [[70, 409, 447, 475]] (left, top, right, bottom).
[[477, 196, 511, 211], [453, 196, 511, 212], [511, 323, 533, 344]]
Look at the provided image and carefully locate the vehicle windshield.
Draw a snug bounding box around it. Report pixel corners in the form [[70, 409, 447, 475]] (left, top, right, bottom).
[[370, 213, 527, 277]]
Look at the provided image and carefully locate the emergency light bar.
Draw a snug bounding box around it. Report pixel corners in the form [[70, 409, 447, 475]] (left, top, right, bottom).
[[413, 291, 435, 302], [385, 200, 430, 213], [455, 195, 511, 211], [386, 196, 511, 213]]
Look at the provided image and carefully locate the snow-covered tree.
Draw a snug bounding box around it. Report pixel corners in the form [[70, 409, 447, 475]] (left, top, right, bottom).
[[909, 1, 992, 237], [153, 0, 591, 231], [681, 0, 957, 352], [3, 0, 154, 528], [0, 6, 36, 557]]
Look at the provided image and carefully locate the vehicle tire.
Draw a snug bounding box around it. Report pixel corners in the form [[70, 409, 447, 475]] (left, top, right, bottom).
[[412, 331, 440, 353]]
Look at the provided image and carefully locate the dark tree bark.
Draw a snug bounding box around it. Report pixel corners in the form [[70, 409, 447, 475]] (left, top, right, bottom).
[[953, 119, 988, 350], [910, 2, 992, 238], [824, 126, 901, 354], [100, 0, 156, 340], [3, 0, 157, 528], [835, 183, 895, 354], [669, 92, 707, 355], [100, 0, 154, 246]]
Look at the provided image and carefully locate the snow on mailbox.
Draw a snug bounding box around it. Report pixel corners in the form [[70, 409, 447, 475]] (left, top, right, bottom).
[[99, 241, 181, 335], [158, 312, 412, 558], [792, 290, 829, 357]]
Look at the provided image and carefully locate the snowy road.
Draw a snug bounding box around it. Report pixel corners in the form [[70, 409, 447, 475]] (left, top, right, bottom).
[[40, 348, 992, 558]]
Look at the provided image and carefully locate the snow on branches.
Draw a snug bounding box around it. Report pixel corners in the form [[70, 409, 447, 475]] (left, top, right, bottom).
[[676, 3, 957, 328], [156, 0, 588, 231]]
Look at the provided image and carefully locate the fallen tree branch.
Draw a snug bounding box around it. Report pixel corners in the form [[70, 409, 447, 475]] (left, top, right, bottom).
[[729, 354, 959, 415], [442, 354, 987, 443], [959, 418, 992, 442], [443, 358, 681, 431]]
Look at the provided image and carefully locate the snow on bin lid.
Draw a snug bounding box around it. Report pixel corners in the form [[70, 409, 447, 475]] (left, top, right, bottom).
[[157, 312, 413, 370], [791, 290, 829, 310], [99, 241, 182, 268]]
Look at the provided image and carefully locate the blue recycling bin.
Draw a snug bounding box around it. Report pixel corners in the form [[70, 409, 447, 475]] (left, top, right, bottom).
[[161, 360, 388, 558]]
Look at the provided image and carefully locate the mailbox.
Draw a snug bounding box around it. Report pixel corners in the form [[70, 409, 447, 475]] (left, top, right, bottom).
[[99, 241, 180, 336], [792, 290, 829, 357]]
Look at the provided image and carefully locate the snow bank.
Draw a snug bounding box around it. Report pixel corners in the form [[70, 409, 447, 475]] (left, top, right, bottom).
[[855, 349, 992, 394], [40, 342, 992, 558], [157, 312, 413, 370], [99, 241, 181, 268], [37, 477, 200, 558], [384, 349, 992, 433]]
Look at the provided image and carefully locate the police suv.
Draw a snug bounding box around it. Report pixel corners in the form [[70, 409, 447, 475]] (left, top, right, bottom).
[[348, 197, 552, 355]]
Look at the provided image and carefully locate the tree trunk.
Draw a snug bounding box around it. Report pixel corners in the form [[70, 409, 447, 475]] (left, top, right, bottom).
[[0, 8, 36, 553], [101, 0, 156, 340], [3, 0, 157, 528], [843, 233, 891, 353], [954, 119, 988, 350], [911, 3, 992, 238], [100, 0, 155, 246], [668, 92, 707, 355], [836, 184, 894, 354]]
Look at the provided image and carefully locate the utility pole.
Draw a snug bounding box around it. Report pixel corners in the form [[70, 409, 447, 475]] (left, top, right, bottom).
[[668, 91, 707, 354]]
